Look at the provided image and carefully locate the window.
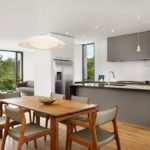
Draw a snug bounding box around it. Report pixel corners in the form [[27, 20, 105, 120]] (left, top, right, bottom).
[[82, 43, 95, 81], [0, 50, 23, 91]]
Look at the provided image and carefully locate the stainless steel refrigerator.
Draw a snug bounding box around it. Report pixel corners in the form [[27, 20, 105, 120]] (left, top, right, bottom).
[[54, 59, 73, 99]]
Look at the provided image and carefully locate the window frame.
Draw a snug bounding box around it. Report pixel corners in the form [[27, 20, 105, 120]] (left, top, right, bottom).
[[82, 43, 95, 81], [0, 50, 23, 84]]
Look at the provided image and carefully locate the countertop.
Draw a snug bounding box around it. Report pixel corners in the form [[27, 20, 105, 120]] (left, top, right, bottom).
[[71, 82, 150, 91]]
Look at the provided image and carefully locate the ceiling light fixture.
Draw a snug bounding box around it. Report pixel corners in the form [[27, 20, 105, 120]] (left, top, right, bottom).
[[111, 29, 115, 33], [82, 35, 86, 38], [19, 34, 67, 50], [65, 32, 70, 35], [136, 15, 142, 52], [95, 25, 99, 29]]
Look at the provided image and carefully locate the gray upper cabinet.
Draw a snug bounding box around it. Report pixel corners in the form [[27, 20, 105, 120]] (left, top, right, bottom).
[[107, 31, 150, 61]]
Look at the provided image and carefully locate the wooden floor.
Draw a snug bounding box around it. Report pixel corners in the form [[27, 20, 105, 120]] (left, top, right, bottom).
[[0, 119, 150, 150]]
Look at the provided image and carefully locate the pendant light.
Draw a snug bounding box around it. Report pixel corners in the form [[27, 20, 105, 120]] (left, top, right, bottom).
[[136, 15, 141, 52], [19, 34, 67, 50]]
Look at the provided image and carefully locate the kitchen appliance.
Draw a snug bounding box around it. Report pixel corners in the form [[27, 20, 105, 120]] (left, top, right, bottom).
[[54, 59, 73, 99]]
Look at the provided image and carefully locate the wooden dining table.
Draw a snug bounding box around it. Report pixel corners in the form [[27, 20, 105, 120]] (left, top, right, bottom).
[[1, 96, 99, 150]]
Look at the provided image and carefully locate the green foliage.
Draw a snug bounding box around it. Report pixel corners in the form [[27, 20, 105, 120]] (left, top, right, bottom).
[[0, 55, 16, 91], [87, 58, 94, 80]]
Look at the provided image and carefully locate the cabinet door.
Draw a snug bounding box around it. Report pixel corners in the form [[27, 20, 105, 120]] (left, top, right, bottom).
[[107, 31, 150, 61]]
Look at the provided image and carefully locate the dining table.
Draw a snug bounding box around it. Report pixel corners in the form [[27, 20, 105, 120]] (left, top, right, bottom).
[[1, 96, 99, 150]]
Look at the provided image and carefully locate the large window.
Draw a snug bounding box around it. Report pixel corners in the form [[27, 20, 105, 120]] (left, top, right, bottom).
[[0, 50, 23, 91], [82, 43, 95, 81]]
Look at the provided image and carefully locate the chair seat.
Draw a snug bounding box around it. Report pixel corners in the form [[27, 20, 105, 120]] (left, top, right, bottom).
[[8, 123, 49, 140], [73, 127, 115, 147]]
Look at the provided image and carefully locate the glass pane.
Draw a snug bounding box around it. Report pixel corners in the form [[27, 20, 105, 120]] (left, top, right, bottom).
[[0, 51, 16, 91], [17, 53, 23, 82], [83, 44, 95, 81]]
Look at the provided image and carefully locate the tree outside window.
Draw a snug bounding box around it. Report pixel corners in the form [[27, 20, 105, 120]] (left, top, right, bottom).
[[0, 51, 23, 91], [82, 43, 95, 81]]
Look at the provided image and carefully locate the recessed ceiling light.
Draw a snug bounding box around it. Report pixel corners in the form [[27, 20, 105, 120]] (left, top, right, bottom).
[[65, 32, 70, 35], [137, 14, 142, 20], [82, 35, 86, 38], [111, 29, 115, 33], [95, 25, 99, 29]]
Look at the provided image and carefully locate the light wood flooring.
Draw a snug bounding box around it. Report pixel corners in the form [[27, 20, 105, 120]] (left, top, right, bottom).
[[0, 119, 150, 150]]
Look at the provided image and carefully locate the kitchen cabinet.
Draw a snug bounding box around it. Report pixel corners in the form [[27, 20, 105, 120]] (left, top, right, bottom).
[[107, 31, 150, 61]]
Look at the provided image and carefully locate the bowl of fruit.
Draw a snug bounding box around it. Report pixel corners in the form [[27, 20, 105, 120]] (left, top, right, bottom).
[[39, 97, 57, 104]]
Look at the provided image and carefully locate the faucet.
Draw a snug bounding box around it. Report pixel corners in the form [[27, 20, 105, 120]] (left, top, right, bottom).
[[108, 71, 115, 85]]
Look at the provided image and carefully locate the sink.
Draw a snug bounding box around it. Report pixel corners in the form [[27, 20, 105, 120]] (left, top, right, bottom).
[[106, 82, 126, 86], [110, 83, 126, 86]]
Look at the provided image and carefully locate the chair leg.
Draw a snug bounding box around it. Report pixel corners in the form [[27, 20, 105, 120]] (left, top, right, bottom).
[[113, 120, 121, 150], [29, 110, 32, 122], [33, 112, 36, 123], [34, 139, 37, 149], [1, 134, 7, 150], [44, 116, 49, 141], [17, 140, 23, 150]]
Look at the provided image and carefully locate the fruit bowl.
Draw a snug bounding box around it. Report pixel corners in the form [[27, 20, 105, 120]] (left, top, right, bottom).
[[39, 97, 57, 104]]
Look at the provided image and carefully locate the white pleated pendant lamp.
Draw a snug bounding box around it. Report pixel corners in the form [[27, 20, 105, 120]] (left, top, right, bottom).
[[19, 34, 67, 50]]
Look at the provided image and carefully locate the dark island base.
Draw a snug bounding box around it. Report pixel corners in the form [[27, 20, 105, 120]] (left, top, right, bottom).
[[70, 85, 150, 127]]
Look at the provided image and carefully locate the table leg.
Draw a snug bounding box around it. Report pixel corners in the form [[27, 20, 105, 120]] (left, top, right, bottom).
[[50, 117, 59, 150]]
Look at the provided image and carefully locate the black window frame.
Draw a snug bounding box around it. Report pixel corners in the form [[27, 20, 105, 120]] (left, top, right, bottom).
[[82, 43, 95, 81], [0, 50, 23, 84]]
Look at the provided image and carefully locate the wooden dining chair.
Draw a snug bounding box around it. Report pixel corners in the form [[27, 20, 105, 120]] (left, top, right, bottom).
[[33, 92, 65, 141], [60, 95, 90, 128], [1, 105, 50, 150], [66, 106, 121, 150], [1, 92, 32, 122], [0, 116, 18, 138]]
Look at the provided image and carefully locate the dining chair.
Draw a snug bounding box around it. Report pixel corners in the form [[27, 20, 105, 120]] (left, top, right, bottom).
[[71, 95, 90, 104], [1, 92, 32, 122], [0, 116, 18, 137], [66, 106, 121, 150], [33, 92, 65, 141], [60, 95, 90, 128], [1, 105, 50, 150]]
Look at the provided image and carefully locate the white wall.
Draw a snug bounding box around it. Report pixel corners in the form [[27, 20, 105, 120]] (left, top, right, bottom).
[[74, 44, 82, 81], [23, 51, 35, 81], [74, 40, 150, 82], [33, 51, 52, 96]]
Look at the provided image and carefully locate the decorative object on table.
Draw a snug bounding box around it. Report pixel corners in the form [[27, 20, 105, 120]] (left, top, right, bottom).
[[39, 96, 57, 104]]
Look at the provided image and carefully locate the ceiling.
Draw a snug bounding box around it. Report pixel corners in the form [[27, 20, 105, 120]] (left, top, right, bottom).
[[0, 0, 150, 44]]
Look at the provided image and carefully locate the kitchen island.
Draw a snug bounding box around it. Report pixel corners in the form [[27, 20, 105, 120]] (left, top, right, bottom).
[[70, 82, 150, 127]]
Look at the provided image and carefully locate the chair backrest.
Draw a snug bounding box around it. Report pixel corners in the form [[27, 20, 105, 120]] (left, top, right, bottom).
[[71, 95, 90, 104], [51, 93, 65, 99], [2, 92, 20, 99], [96, 106, 118, 126], [27, 81, 34, 88], [5, 105, 24, 123]]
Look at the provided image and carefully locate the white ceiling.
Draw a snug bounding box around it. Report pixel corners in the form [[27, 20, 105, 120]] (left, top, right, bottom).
[[0, 0, 150, 44]]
